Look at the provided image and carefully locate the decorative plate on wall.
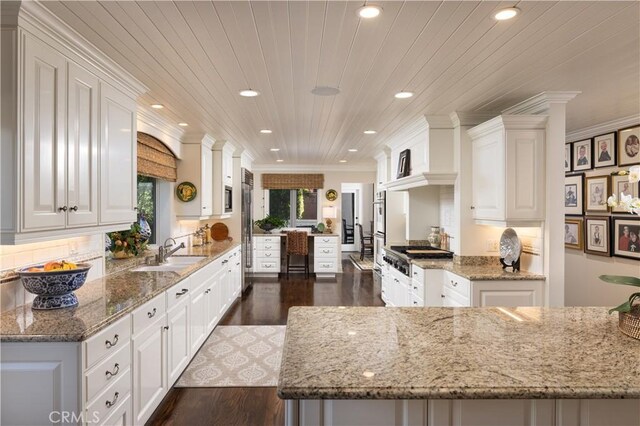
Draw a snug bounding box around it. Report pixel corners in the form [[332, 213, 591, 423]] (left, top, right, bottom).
[[176, 182, 197, 202], [325, 189, 338, 201]]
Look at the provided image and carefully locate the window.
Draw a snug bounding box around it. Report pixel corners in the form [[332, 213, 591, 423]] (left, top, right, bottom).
[[137, 175, 156, 244], [268, 189, 318, 227]]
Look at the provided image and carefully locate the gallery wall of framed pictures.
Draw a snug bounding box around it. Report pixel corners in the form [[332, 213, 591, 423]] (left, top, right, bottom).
[[565, 123, 640, 260]]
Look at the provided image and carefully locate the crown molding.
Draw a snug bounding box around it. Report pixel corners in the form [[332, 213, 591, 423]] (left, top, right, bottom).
[[424, 115, 454, 129], [252, 163, 376, 173], [468, 115, 548, 139], [137, 106, 184, 157], [502, 91, 581, 115], [449, 111, 498, 128], [17, 1, 147, 97], [566, 114, 640, 143], [1, 1, 20, 26], [386, 116, 428, 150]]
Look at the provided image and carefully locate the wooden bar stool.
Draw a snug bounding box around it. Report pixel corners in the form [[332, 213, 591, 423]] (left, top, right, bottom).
[[285, 231, 309, 277]]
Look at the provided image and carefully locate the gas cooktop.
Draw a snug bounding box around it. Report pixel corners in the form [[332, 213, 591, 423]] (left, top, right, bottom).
[[388, 245, 454, 259]]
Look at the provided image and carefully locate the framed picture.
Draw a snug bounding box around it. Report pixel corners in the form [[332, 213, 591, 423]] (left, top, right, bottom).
[[585, 175, 610, 213], [584, 216, 610, 256], [612, 217, 640, 260], [618, 125, 640, 166], [565, 217, 583, 250], [564, 144, 572, 173], [396, 149, 411, 179], [593, 132, 616, 168], [572, 139, 592, 171], [611, 174, 640, 213], [564, 174, 583, 215]]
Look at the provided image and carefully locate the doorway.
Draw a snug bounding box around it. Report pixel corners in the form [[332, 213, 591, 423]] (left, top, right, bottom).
[[340, 183, 374, 252]]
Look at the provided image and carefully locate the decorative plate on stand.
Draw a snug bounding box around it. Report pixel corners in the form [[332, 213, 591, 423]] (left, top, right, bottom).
[[499, 228, 522, 271]]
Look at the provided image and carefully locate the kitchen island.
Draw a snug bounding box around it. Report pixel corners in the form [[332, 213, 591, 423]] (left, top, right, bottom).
[[278, 307, 640, 426]]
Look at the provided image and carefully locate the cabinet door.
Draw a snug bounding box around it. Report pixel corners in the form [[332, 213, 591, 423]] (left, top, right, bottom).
[[67, 63, 99, 227], [22, 35, 66, 231], [166, 297, 190, 386], [132, 319, 165, 426], [201, 148, 213, 216], [223, 151, 233, 186], [472, 131, 505, 221], [206, 272, 222, 332], [505, 129, 545, 220], [100, 83, 137, 225], [219, 267, 230, 315], [190, 283, 208, 355]]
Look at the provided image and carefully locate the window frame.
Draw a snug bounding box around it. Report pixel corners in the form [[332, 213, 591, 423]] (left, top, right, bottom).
[[264, 188, 321, 228]]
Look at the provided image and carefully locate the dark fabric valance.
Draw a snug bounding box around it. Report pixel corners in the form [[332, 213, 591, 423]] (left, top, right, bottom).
[[137, 132, 177, 182], [262, 173, 324, 190]]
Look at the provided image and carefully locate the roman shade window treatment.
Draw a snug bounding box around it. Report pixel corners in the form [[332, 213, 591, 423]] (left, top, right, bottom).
[[137, 132, 177, 182], [262, 174, 324, 190]]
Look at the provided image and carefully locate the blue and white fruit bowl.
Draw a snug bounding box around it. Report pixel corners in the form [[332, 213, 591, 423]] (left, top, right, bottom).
[[17, 263, 92, 310]]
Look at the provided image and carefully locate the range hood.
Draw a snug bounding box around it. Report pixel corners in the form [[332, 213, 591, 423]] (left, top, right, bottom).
[[384, 115, 457, 192]]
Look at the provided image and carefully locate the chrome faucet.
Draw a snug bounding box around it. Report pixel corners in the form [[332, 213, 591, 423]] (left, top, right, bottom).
[[156, 238, 185, 264]]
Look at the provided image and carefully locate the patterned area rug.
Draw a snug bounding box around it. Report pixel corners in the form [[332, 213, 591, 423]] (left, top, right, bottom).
[[349, 253, 374, 271], [175, 325, 286, 387]]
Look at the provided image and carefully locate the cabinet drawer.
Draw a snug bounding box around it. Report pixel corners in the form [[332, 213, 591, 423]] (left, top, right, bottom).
[[315, 245, 337, 258], [411, 279, 424, 298], [166, 280, 192, 308], [255, 249, 280, 260], [443, 286, 470, 307], [255, 236, 280, 244], [84, 315, 131, 369], [131, 295, 167, 337], [314, 260, 336, 272], [314, 236, 338, 246], [256, 240, 281, 251], [445, 273, 471, 299], [411, 292, 424, 308], [86, 367, 131, 425], [85, 341, 131, 403], [411, 266, 425, 283], [256, 261, 279, 271], [97, 392, 132, 426]]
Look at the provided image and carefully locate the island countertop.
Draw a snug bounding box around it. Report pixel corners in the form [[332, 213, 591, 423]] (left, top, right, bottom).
[[277, 307, 640, 400], [0, 240, 239, 343], [410, 259, 546, 281]]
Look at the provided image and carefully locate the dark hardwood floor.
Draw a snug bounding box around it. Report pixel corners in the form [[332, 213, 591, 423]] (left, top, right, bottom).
[[146, 254, 381, 426]]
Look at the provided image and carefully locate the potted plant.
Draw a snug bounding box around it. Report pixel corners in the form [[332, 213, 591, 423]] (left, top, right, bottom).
[[107, 222, 149, 258], [603, 165, 640, 340], [254, 215, 287, 234]]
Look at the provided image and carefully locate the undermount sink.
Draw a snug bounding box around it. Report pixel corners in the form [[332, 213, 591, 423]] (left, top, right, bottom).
[[131, 256, 206, 272]]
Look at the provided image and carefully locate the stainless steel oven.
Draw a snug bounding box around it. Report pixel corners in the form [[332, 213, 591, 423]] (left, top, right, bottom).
[[224, 186, 232, 213], [374, 233, 385, 268]]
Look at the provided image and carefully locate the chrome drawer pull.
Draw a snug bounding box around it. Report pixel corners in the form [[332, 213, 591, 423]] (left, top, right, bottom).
[[265, 253, 271, 257], [453, 282, 458, 287], [176, 288, 188, 296], [105, 392, 119, 408], [105, 334, 119, 348], [265, 245, 271, 249], [147, 308, 157, 318], [413, 286, 418, 290], [413, 301, 418, 305], [105, 363, 120, 378], [205, 289, 211, 294]]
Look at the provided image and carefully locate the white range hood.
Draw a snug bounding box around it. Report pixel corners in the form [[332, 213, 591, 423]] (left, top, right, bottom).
[[384, 115, 457, 191]]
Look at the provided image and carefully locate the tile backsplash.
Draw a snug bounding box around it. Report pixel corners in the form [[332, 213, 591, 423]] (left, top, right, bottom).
[[0, 234, 106, 312]]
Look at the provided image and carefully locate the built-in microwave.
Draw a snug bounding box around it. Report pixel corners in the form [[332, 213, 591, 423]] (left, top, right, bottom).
[[224, 186, 232, 213]]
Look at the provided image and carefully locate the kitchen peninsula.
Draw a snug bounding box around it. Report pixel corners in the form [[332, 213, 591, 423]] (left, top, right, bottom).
[[278, 307, 640, 426]]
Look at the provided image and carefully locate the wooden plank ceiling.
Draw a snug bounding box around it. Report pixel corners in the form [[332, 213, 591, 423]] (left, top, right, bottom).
[[44, 1, 640, 165]]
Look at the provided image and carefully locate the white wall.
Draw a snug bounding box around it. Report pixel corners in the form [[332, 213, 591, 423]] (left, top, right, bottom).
[[564, 114, 640, 307]]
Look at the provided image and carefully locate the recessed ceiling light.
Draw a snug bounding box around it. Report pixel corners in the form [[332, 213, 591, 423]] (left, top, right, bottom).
[[239, 89, 260, 97], [394, 91, 414, 99], [178, 122, 188, 127], [260, 129, 272, 134], [151, 104, 164, 109], [363, 130, 377, 134], [276, 159, 284, 163], [270, 148, 280, 152], [494, 7, 519, 21], [348, 149, 358, 152], [311, 86, 340, 96], [339, 160, 347, 163], [357, 4, 382, 19]]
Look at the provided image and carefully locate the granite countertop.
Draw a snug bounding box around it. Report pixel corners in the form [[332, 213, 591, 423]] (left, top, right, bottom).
[[410, 259, 545, 281], [0, 240, 239, 343], [254, 232, 339, 237], [278, 307, 640, 400]]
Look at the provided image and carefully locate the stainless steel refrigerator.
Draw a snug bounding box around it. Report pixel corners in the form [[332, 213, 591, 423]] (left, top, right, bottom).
[[241, 168, 254, 293]]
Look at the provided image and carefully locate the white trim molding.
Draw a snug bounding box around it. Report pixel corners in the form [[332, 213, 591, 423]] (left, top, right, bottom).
[[502, 91, 581, 115], [137, 106, 184, 159], [252, 163, 376, 173], [566, 114, 640, 143]]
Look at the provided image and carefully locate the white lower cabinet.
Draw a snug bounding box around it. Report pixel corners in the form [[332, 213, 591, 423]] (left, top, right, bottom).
[[189, 281, 209, 355], [166, 285, 191, 387], [132, 315, 166, 426]]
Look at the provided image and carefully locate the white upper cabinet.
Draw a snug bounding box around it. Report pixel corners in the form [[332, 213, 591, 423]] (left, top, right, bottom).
[[67, 62, 99, 227], [22, 34, 67, 231], [468, 115, 547, 226], [99, 83, 137, 225], [374, 151, 389, 192], [176, 136, 214, 220], [212, 141, 236, 218], [1, 5, 146, 244]]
